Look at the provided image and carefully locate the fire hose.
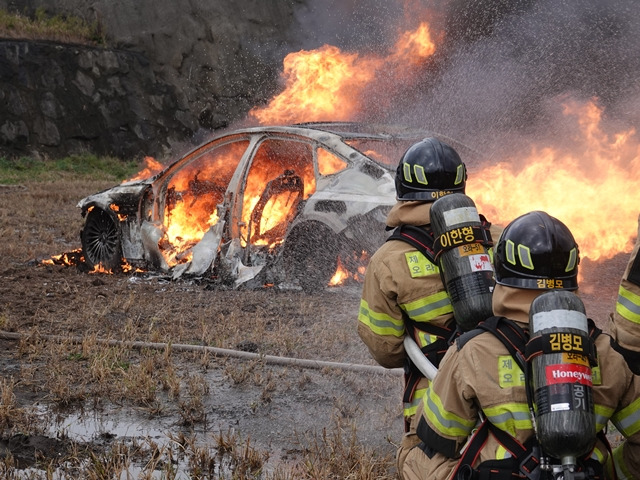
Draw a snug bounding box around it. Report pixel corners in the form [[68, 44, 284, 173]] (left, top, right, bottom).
[[404, 335, 438, 381], [0, 330, 433, 378], [0, 330, 403, 376]]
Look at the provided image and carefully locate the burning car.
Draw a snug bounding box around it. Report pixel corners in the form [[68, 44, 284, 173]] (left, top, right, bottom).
[[78, 122, 464, 290]]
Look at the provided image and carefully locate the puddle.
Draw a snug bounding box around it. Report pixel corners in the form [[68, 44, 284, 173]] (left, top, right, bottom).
[[49, 409, 174, 444]]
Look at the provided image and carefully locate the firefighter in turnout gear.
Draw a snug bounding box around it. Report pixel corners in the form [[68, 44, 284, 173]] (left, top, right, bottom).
[[357, 137, 501, 477], [402, 211, 640, 480], [611, 214, 640, 375]]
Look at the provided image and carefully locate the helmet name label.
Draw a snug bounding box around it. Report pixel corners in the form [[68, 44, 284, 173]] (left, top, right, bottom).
[[429, 190, 455, 200], [536, 278, 565, 289]]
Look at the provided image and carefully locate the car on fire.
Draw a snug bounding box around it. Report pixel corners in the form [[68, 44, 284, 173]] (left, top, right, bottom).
[[78, 122, 472, 290]]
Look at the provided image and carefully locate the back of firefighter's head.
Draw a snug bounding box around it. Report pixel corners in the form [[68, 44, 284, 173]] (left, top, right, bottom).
[[495, 211, 580, 291], [395, 137, 467, 201]]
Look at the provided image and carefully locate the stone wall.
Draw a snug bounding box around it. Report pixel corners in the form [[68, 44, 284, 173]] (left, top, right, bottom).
[[0, 40, 193, 158], [0, 0, 305, 159]]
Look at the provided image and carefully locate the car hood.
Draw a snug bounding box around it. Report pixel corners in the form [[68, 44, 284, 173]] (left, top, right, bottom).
[[77, 180, 151, 211]]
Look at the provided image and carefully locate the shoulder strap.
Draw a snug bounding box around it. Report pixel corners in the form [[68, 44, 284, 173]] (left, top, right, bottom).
[[387, 224, 437, 264], [457, 316, 529, 373]]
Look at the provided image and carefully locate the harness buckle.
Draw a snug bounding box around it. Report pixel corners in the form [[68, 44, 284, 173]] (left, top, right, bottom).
[[519, 445, 542, 480]]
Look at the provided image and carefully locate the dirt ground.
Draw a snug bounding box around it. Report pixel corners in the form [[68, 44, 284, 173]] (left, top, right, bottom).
[[0, 180, 631, 478], [0, 180, 403, 478]]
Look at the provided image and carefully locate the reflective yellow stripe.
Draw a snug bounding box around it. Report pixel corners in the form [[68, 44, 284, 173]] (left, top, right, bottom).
[[591, 445, 605, 463], [616, 285, 640, 324], [401, 291, 453, 323], [612, 443, 634, 480], [496, 445, 510, 459], [423, 388, 476, 437], [612, 396, 640, 437], [404, 387, 427, 418], [483, 403, 532, 436], [594, 404, 614, 432], [416, 330, 440, 347], [358, 299, 405, 337]]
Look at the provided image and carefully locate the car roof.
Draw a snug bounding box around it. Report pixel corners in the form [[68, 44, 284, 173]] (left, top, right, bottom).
[[209, 122, 429, 142], [217, 122, 482, 162]]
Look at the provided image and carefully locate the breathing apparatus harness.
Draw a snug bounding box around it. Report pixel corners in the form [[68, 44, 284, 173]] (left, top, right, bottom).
[[387, 215, 493, 430], [452, 315, 611, 480]]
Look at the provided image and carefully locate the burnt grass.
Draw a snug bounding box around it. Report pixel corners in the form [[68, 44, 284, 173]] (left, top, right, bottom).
[[0, 179, 627, 478]]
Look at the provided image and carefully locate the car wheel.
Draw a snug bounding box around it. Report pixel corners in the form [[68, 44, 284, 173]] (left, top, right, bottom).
[[81, 208, 122, 271], [282, 221, 340, 293]]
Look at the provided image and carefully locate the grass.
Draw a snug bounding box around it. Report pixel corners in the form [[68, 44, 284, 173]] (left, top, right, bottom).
[[0, 154, 141, 184], [0, 8, 105, 45]]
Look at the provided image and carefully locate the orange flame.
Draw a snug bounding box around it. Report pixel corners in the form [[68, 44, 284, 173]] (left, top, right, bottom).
[[90, 264, 114, 275], [468, 97, 640, 261], [109, 203, 127, 221], [330, 251, 370, 286], [124, 156, 164, 183], [41, 249, 83, 266], [249, 21, 436, 125]]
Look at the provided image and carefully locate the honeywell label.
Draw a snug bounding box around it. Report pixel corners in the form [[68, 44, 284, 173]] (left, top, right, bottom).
[[545, 363, 593, 386]]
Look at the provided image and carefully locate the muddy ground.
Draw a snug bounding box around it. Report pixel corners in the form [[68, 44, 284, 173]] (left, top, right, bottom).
[[0, 180, 630, 478]]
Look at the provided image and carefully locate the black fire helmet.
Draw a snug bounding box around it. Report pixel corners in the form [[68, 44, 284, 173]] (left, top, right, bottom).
[[495, 211, 580, 291], [394, 137, 467, 201]]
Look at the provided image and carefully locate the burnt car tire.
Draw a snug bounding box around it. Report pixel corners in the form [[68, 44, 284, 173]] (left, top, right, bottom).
[[81, 208, 122, 271], [282, 221, 339, 293]]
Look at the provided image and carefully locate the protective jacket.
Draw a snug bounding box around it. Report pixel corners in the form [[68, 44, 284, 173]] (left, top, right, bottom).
[[611, 214, 640, 375], [358, 200, 501, 476], [358, 201, 454, 421], [402, 285, 640, 480]]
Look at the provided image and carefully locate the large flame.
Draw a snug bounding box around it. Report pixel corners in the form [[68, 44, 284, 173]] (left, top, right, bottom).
[[468, 98, 640, 261], [249, 21, 436, 125]]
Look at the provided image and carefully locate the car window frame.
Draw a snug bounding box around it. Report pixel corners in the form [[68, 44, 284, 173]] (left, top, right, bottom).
[[151, 133, 254, 224]]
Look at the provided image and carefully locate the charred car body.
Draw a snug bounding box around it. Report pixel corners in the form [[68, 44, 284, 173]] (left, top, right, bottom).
[[78, 123, 464, 290]]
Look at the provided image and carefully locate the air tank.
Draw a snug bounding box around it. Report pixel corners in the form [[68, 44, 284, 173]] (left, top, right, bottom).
[[529, 290, 596, 461], [430, 193, 494, 331]]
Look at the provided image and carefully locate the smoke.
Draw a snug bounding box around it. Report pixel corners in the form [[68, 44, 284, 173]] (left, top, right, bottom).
[[292, 0, 407, 52], [296, 0, 640, 161], [407, 0, 640, 159]]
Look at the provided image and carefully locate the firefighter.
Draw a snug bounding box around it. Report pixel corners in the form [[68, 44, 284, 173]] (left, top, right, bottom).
[[610, 213, 640, 374], [357, 137, 501, 477], [402, 211, 640, 480]]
